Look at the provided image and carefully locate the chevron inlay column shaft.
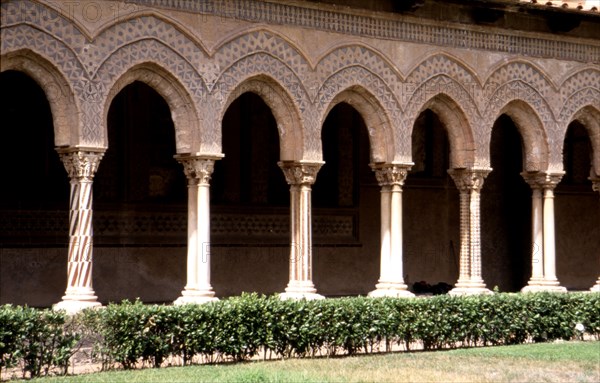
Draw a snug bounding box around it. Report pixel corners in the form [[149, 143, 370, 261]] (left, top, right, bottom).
[[448, 168, 492, 296]]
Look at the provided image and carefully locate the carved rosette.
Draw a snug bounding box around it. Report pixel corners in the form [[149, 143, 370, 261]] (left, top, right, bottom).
[[370, 163, 412, 187], [57, 150, 104, 181], [176, 155, 221, 186], [448, 168, 490, 192], [278, 161, 323, 185]]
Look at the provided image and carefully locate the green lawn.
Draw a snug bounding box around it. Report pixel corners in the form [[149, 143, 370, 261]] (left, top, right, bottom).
[[23, 341, 600, 383]]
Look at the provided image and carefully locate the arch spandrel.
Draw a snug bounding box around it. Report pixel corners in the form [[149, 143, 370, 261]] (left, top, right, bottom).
[[0, 50, 79, 148], [102, 63, 200, 154]]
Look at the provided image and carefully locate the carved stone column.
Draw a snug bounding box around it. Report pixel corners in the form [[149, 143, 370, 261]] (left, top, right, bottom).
[[589, 176, 600, 293], [448, 168, 492, 295], [520, 172, 567, 292], [521, 172, 545, 292], [278, 161, 324, 300], [539, 173, 567, 291], [54, 148, 104, 313], [368, 163, 414, 297], [174, 154, 223, 304]]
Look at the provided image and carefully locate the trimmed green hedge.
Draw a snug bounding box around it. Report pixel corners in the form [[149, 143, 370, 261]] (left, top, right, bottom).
[[1, 292, 599, 377]]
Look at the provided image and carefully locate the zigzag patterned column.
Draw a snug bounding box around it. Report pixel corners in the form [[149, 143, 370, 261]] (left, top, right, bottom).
[[279, 161, 324, 300], [448, 168, 492, 295], [174, 155, 222, 304], [368, 163, 414, 298], [590, 177, 600, 293], [54, 149, 104, 313]]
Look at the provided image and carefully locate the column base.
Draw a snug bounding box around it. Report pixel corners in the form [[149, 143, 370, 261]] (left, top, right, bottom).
[[449, 280, 492, 296], [280, 281, 324, 300], [531, 279, 568, 292], [174, 289, 218, 305], [590, 282, 600, 293], [368, 282, 414, 298], [54, 292, 101, 314]]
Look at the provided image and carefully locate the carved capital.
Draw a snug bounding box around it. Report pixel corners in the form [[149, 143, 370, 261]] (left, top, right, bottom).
[[589, 176, 600, 193], [521, 171, 563, 190], [57, 149, 104, 181], [448, 168, 490, 192], [175, 155, 221, 186], [278, 161, 323, 185], [370, 163, 411, 187]]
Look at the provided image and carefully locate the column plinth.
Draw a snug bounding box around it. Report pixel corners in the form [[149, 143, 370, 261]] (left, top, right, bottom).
[[174, 155, 222, 305], [54, 149, 104, 314], [448, 168, 492, 296], [368, 163, 414, 298], [279, 161, 324, 300]]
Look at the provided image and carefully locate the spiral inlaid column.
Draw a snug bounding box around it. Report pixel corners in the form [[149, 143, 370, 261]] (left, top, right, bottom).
[[54, 149, 103, 313], [448, 168, 492, 295], [590, 177, 600, 293], [368, 163, 414, 298], [278, 161, 324, 300], [174, 155, 222, 304]]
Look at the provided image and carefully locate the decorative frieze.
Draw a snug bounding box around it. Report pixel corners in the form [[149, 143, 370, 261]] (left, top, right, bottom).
[[128, 0, 599, 63]]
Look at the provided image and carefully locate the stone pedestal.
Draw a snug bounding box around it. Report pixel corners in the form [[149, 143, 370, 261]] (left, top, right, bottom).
[[448, 168, 492, 296], [368, 163, 414, 298], [174, 155, 222, 305], [54, 149, 104, 314], [279, 161, 324, 300]]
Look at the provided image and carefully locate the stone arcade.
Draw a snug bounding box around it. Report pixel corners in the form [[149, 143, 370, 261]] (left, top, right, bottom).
[[1, 0, 599, 312]]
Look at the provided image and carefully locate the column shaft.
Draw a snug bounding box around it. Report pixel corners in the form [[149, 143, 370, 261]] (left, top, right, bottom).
[[521, 174, 545, 292], [448, 168, 491, 295], [174, 155, 221, 304], [54, 149, 103, 313], [590, 177, 600, 292], [539, 174, 566, 291], [368, 163, 413, 298], [279, 161, 323, 300]]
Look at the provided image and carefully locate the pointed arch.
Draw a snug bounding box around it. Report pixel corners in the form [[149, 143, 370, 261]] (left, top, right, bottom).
[[103, 63, 199, 154], [493, 100, 550, 172], [0, 50, 79, 148], [408, 93, 475, 169], [320, 86, 394, 164], [568, 106, 600, 177], [219, 75, 304, 161]]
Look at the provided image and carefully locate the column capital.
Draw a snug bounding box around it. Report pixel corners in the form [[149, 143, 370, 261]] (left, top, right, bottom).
[[175, 154, 222, 186], [448, 168, 490, 192], [589, 176, 600, 193], [521, 171, 564, 190], [370, 163, 412, 187], [56, 148, 104, 181], [278, 161, 323, 185]]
